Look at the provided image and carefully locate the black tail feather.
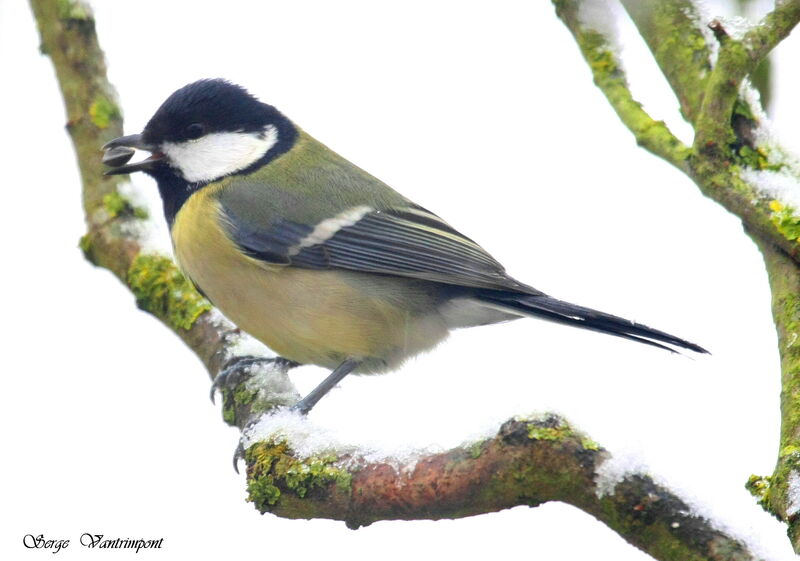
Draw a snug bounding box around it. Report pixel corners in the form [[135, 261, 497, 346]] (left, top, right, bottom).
[[477, 292, 708, 355]]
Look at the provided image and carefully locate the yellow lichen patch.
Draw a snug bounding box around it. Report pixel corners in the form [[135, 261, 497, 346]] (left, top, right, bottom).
[[768, 201, 800, 242], [89, 95, 120, 129]]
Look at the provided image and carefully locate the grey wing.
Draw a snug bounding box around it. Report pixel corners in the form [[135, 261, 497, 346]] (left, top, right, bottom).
[[222, 202, 538, 293]]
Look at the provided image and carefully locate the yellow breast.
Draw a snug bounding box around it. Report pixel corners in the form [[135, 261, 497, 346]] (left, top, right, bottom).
[[170, 186, 448, 371]]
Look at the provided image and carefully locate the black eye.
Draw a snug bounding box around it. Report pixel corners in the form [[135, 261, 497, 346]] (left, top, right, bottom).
[[185, 123, 205, 139]]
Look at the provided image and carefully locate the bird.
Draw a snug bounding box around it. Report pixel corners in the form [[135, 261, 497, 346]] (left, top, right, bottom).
[[103, 78, 707, 414]]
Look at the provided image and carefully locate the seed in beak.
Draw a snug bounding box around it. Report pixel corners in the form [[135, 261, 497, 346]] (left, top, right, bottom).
[[103, 145, 136, 168]]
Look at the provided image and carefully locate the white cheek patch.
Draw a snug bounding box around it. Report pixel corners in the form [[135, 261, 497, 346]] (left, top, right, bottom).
[[162, 125, 279, 183]]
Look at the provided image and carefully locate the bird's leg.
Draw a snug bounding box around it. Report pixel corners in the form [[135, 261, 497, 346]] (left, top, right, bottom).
[[292, 359, 360, 415], [211, 355, 300, 403]]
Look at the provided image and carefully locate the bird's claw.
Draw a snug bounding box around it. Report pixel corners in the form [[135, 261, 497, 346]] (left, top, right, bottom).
[[232, 440, 246, 474], [212, 356, 300, 471], [210, 356, 298, 404]]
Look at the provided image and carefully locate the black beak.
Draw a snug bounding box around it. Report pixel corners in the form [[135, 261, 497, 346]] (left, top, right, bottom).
[[102, 133, 164, 175]]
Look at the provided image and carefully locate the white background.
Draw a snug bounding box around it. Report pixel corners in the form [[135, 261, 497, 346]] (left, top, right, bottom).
[[2, 0, 799, 559]]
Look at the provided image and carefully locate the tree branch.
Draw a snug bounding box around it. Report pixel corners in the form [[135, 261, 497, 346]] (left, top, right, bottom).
[[751, 232, 800, 551], [553, 0, 691, 173], [555, 0, 800, 551], [625, 1, 800, 260], [243, 415, 757, 561], [617, 0, 712, 124], [30, 0, 764, 558], [694, 0, 800, 157], [743, 1, 800, 69]]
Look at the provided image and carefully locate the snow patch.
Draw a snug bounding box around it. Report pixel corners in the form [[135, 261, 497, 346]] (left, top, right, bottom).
[[244, 360, 301, 405], [577, 0, 619, 44], [687, 1, 720, 65], [717, 15, 755, 40], [224, 329, 276, 360], [742, 167, 800, 210], [119, 178, 173, 254], [594, 450, 649, 498], [736, 80, 800, 211], [594, 450, 790, 560], [204, 308, 235, 331], [740, 80, 769, 125], [241, 408, 441, 473], [738, 80, 800, 171]]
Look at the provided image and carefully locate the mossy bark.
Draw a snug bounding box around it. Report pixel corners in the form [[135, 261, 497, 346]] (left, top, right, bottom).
[[753, 235, 800, 549], [243, 416, 755, 561], [618, 0, 712, 124]]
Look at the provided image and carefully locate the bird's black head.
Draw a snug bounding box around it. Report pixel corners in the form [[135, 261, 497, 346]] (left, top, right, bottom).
[[102, 79, 298, 224], [142, 79, 281, 146], [103, 79, 297, 185]]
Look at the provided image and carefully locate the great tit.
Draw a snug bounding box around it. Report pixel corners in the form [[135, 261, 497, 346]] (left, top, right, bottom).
[[103, 79, 707, 413]]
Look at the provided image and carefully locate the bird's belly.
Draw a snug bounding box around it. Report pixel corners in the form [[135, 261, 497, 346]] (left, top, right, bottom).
[[206, 264, 448, 370], [171, 196, 448, 371]]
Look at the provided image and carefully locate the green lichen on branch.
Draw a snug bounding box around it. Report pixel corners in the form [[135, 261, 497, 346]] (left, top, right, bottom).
[[234, 382, 258, 407], [735, 145, 784, 172], [768, 201, 800, 242], [760, 245, 800, 449], [221, 382, 258, 426], [78, 232, 94, 261], [692, 4, 799, 204], [733, 97, 756, 122], [126, 253, 211, 330], [729, 99, 786, 172], [246, 440, 352, 512], [694, 41, 750, 156], [741, 1, 800, 73], [619, 0, 712, 124], [754, 234, 800, 549], [746, 474, 776, 516], [524, 415, 600, 451], [467, 440, 486, 459]]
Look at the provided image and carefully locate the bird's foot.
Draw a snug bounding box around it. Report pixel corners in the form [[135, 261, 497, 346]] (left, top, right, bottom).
[[290, 358, 359, 415], [232, 439, 246, 474], [213, 356, 299, 473], [211, 356, 299, 404]]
